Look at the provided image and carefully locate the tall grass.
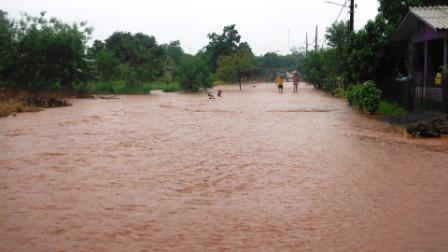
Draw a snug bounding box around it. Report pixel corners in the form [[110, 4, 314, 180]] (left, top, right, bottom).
[[147, 82, 181, 92]]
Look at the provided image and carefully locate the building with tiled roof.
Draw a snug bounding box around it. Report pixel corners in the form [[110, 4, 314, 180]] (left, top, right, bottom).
[[393, 6, 448, 113]]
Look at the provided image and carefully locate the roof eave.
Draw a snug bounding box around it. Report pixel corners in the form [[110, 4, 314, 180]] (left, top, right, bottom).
[[410, 8, 438, 32], [393, 12, 417, 42]]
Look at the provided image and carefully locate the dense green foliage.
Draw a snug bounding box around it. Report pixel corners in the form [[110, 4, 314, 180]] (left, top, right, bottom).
[[304, 0, 448, 87], [258, 50, 305, 80], [0, 10, 190, 93], [105, 32, 167, 83], [0, 10, 15, 82], [1, 11, 280, 93], [216, 42, 256, 89], [95, 50, 120, 81], [176, 56, 212, 92], [302, 22, 347, 91], [205, 25, 241, 72], [302, 0, 447, 112], [0, 11, 92, 91], [347, 81, 382, 114]]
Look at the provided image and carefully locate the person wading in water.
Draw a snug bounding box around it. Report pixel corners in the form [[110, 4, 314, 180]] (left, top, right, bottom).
[[292, 71, 300, 93], [275, 75, 284, 93]]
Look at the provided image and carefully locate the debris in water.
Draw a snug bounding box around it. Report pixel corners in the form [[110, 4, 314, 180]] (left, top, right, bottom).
[[405, 117, 448, 138]]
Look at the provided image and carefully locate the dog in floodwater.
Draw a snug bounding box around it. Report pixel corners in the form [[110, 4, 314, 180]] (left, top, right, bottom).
[[208, 93, 215, 99], [217, 90, 222, 97]]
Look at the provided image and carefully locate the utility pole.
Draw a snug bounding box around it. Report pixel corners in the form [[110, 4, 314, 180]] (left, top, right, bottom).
[[306, 33, 308, 56], [348, 0, 355, 54], [349, 0, 355, 33], [315, 26, 318, 51], [347, 0, 355, 86]]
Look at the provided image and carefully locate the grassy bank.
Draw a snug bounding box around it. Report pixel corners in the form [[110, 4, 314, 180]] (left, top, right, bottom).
[[85, 81, 181, 94], [0, 99, 39, 117], [378, 101, 407, 117]]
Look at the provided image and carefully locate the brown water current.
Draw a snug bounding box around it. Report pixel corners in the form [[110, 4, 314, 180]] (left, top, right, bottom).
[[1, 83, 448, 251]]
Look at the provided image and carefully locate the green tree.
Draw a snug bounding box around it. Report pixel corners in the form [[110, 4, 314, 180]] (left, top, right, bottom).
[[216, 42, 256, 90], [13, 12, 92, 91], [325, 21, 348, 79], [163, 40, 184, 66], [87, 40, 105, 58], [161, 40, 185, 82], [262, 52, 282, 69], [258, 51, 305, 80], [176, 55, 212, 92], [96, 50, 120, 81], [0, 10, 15, 83], [206, 24, 241, 72], [105, 32, 166, 83], [348, 15, 399, 83], [326, 21, 348, 49], [303, 50, 325, 86]]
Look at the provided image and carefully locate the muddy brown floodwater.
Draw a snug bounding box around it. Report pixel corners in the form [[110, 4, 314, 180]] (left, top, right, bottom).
[[1, 83, 448, 251]]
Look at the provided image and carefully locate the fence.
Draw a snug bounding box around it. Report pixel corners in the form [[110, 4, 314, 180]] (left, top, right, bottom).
[[379, 73, 448, 113]]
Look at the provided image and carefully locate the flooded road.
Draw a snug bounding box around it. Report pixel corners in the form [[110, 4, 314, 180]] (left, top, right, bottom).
[[1, 83, 448, 251]]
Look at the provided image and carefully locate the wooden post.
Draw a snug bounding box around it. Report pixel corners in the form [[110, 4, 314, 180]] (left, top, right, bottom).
[[423, 40, 428, 108], [444, 37, 447, 114], [350, 0, 355, 33], [407, 43, 416, 111], [444, 37, 447, 66]]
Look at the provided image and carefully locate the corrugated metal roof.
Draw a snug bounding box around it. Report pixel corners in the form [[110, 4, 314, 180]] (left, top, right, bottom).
[[410, 6, 448, 30]]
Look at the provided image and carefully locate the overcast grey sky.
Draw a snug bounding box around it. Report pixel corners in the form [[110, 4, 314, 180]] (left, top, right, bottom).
[[2, 0, 379, 55]]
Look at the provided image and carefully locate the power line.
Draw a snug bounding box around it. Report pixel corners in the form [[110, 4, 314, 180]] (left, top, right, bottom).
[[302, 1, 349, 53], [334, 0, 348, 24]]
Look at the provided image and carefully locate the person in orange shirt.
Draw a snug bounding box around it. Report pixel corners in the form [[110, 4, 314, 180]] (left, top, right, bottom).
[[275, 75, 284, 93]]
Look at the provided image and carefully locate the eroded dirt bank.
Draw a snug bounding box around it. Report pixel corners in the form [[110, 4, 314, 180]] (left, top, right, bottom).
[[1, 83, 448, 251]]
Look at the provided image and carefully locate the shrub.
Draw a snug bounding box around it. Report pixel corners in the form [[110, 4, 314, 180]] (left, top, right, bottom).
[[96, 50, 120, 81], [347, 84, 363, 106], [334, 85, 347, 97], [121, 64, 140, 87], [347, 80, 381, 114], [323, 79, 336, 94], [12, 12, 92, 91], [360, 81, 381, 114], [324, 77, 346, 97], [175, 56, 212, 92], [334, 77, 347, 97]]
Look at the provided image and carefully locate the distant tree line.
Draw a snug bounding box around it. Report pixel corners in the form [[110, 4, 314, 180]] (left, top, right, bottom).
[[0, 10, 304, 93]]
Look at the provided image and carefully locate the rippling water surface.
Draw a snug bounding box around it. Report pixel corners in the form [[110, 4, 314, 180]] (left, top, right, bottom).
[[1, 83, 448, 251]]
